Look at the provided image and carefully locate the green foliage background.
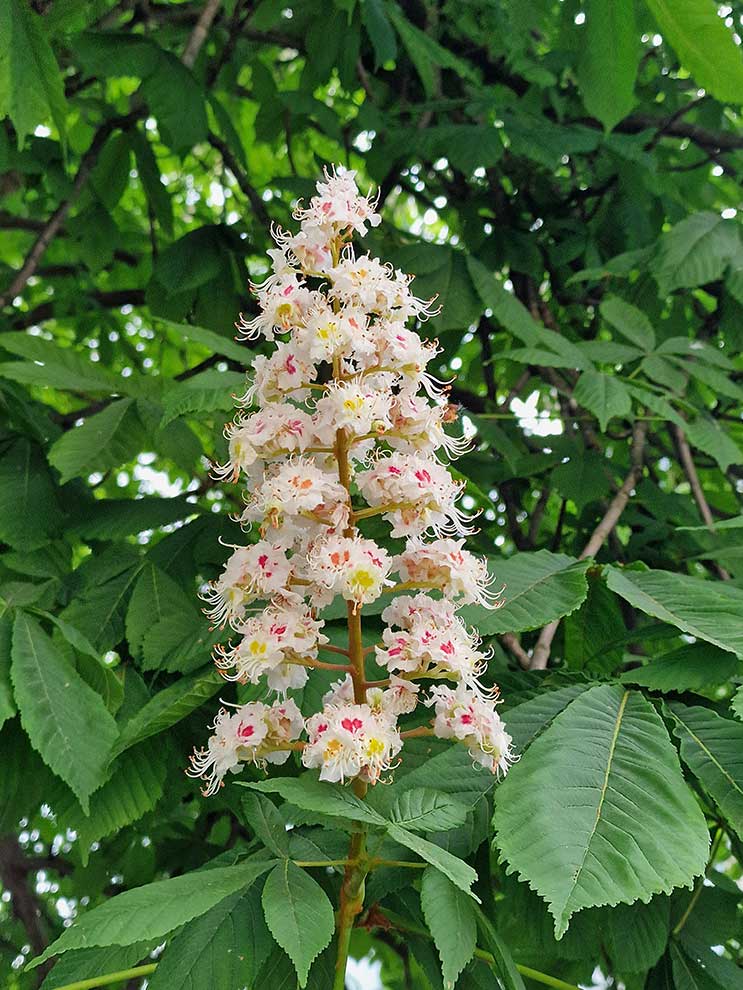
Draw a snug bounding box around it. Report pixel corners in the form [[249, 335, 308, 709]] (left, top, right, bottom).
[[1, 1, 743, 989]]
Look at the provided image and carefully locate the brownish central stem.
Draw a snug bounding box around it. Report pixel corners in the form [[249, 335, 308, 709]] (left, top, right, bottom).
[[331, 345, 369, 988]]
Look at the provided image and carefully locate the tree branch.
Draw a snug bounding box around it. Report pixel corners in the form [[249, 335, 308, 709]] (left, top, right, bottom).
[[672, 423, 729, 580], [528, 420, 647, 670], [1, 0, 223, 310], [206, 131, 272, 231], [181, 0, 223, 68]]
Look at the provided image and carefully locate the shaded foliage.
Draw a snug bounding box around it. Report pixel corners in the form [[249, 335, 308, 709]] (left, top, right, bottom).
[[1, 1, 743, 989]]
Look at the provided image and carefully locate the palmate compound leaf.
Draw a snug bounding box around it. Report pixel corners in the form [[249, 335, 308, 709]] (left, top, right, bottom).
[[667, 702, 743, 840], [28, 859, 276, 969], [11, 612, 118, 813], [261, 860, 335, 988], [420, 867, 477, 988], [492, 684, 709, 938]]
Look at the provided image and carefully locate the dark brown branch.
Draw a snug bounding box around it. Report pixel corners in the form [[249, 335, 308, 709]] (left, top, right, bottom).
[[0, 111, 144, 309], [0, 837, 50, 963], [206, 131, 272, 231]]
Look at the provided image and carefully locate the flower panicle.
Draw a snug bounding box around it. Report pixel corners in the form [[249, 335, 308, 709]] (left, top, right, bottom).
[[187, 167, 512, 796]]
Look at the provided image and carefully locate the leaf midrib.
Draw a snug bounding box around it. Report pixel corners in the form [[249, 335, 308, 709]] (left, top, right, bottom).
[[561, 689, 629, 920], [672, 711, 743, 802]]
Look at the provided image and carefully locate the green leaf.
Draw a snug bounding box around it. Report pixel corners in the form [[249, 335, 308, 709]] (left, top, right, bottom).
[[605, 896, 671, 972], [68, 495, 199, 540], [386, 6, 477, 96], [643, 0, 743, 104], [732, 687, 743, 723], [600, 295, 656, 350], [669, 940, 725, 990], [53, 741, 166, 864], [503, 683, 591, 754], [29, 860, 276, 968], [573, 370, 632, 431], [388, 788, 468, 833], [40, 944, 156, 990], [606, 566, 743, 657], [11, 612, 118, 813], [382, 739, 500, 807], [650, 212, 741, 296], [668, 702, 743, 840], [158, 318, 251, 363], [387, 823, 479, 897], [551, 450, 612, 512], [474, 911, 526, 990], [244, 775, 388, 827], [48, 398, 139, 484], [261, 861, 335, 987], [0, 334, 126, 393], [420, 867, 477, 988], [126, 563, 200, 662], [0, 437, 61, 550], [685, 416, 743, 472], [131, 129, 173, 237], [148, 888, 271, 990], [241, 791, 291, 857], [0, 616, 16, 730], [493, 685, 709, 937], [577, 0, 637, 130], [460, 551, 590, 635], [621, 643, 740, 693], [361, 0, 397, 67], [161, 370, 246, 426], [0, 0, 67, 147], [109, 667, 221, 760], [60, 558, 143, 654], [140, 52, 208, 150]]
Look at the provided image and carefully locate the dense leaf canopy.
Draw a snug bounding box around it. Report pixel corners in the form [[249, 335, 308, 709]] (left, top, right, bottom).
[[1, 2, 743, 989]]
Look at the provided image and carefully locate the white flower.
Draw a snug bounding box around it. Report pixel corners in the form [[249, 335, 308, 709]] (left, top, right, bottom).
[[307, 534, 393, 608], [395, 538, 504, 608], [302, 701, 401, 784], [213, 404, 314, 482], [236, 275, 316, 341], [314, 379, 393, 443], [201, 542, 294, 627], [377, 593, 489, 690], [239, 457, 350, 546], [187, 698, 303, 795], [426, 684, 513, 776], [356, 451, 473, 538], [214, 604, 326, 693], [294, 166, 381, 238], [241, 343, 316, 405]]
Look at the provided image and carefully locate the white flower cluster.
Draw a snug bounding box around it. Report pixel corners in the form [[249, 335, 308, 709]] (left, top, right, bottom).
[[188, 168, 512, 795]]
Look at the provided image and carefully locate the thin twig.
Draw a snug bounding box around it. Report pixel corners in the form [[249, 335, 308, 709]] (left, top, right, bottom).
[[672, 424, 729, 580], [181, 0, 223, 69], [529, 421, 647, 670], [206, 131, 272, 231]]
